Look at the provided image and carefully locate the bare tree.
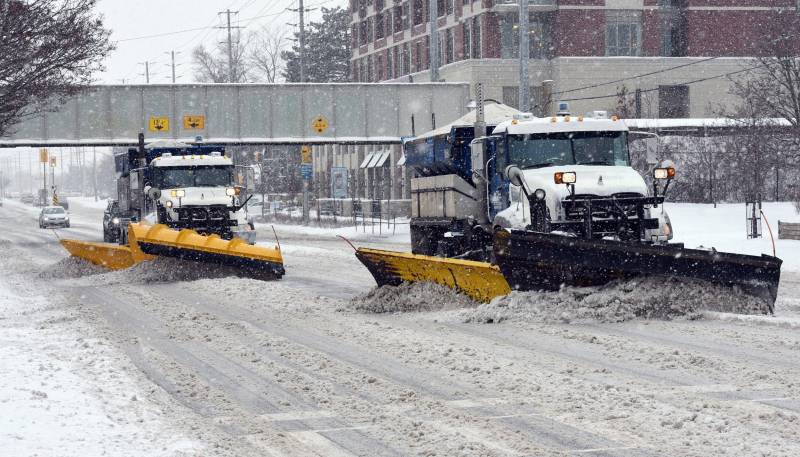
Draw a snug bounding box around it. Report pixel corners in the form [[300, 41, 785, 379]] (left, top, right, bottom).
[[191, 31, 251, 83], [0, 0, 113, 137], [249, 28, 286, 83]]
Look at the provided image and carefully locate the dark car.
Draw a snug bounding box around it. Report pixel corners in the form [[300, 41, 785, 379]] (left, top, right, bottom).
[[102, 200, 122, 242], [39, 206, 70, 228]]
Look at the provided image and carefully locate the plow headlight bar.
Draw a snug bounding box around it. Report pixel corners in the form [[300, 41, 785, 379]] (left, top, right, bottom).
[[111, 217, 120, 225], [170, 189, 186, 198], [226, 188, 236, 197], [654, 167, 676, 180], [554, 172, 577, 184]]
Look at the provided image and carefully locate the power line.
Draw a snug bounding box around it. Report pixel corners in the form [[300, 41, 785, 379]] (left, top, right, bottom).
[[553, 56, 719, 96], [115, 10, 293, 43], [560, 64, 763, 103], [555, 31, 799, 97]]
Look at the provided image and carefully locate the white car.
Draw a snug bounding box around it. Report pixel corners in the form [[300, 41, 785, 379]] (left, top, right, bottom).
[[39, 206, 70, 228]]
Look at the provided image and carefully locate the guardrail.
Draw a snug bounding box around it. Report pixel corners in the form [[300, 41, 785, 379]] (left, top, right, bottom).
[[778, 221, 800, 240]]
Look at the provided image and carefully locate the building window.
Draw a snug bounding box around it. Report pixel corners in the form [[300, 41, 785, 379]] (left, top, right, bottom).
[[367, 16, 375, 42], [367, 55, 374, 81], [403, 43, 411, 75], [402, 2, 410, 29], [463, 21, 472, 59], [445, 28, 454, 63], [375, 12, 385, 40], [378, 54, 385, 80], [472, 17, 481, 59], [658, 85, 689, 118], [500, 12, 552, 59], [387, 48, 394, 79], [606, 10, 642, 56], [359, 21, 368, 46], [659, 0, 687, 57], [437, 0, 453, 17], [413, 0, 424, 25], [393, 6, 403, 34], [414, 40, 422, 71]]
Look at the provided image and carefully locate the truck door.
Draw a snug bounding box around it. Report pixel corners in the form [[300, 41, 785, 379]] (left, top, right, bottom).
[[485, 137, 510, 220]]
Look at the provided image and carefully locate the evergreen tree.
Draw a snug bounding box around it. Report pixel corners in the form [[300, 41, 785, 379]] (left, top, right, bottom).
[[281, 7, 351, 82]]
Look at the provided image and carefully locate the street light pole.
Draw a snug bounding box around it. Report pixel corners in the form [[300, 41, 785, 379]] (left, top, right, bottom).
[[518, 0, 530, 112]]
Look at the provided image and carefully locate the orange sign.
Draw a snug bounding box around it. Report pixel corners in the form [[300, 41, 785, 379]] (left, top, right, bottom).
[[183, 115, 205, 130]]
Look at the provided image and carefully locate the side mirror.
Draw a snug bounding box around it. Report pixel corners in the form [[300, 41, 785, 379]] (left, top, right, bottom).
[[645, 137, 659, 165], [504, 165, 525, 188], [145, 186, 161, 200]]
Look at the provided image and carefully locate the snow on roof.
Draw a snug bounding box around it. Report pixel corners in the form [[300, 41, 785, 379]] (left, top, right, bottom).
[[624, 118, 794, 129], [152, 154, 232, 167], [144, 139, 193, 149], [415, 103, 522, 140], [494, 116, 628, 135]]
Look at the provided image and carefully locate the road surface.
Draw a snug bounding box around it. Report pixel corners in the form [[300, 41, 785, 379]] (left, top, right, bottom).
[[1, 199, 799, 456]]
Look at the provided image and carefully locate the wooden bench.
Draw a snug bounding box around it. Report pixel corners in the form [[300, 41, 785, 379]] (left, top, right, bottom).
[[778, 221, 800, 240]]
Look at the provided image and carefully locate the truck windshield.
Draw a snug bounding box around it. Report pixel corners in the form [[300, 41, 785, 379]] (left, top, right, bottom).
[[508, 131, 630, 168], [155, 166, 233, 188]]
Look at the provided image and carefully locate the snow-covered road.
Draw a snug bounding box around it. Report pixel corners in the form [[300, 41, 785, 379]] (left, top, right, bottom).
[[1, 199, 799, 456]]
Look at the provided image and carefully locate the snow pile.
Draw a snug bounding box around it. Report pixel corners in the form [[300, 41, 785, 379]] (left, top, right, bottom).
[[74, 258, 244, 285], [350, 281, 477, 313], [39, 256, 107, 279], [464, 276, 771, 324]]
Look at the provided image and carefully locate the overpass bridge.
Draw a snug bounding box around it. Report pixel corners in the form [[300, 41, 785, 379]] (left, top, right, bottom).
[[0, 83, 470, 148]]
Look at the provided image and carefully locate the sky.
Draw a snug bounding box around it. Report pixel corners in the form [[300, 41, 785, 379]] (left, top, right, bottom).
[[96, 0, 348, 84]]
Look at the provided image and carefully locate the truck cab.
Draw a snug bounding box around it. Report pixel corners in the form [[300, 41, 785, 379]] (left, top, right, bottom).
[[114, 140, 256, 244], [409, 111, 673, 259]]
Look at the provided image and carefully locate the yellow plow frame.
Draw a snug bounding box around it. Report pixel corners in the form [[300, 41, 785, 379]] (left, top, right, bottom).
[[355, 248, 510, 302], [60, 223, 284, 277]]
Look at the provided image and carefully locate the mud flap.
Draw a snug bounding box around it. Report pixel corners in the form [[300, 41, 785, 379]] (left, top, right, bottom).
[[128, 223, 285, 278], [493, 230, 782, 313], [355, 248, 510, 303]]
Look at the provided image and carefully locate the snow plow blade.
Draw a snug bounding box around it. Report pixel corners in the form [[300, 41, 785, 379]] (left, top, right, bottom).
[[59, 239, 154, 270], [355, 248, 511, 302], [493, 230, 782, 312], [128, 223, 285, 278]]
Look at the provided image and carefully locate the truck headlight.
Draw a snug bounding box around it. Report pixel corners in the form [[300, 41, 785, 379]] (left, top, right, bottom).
[[112, 217, 120, 225], [226, 188, 236, 197], [653, 167, 676, 180], [165, 200, 173, 208], [554, 172, 576, 184], [533, 188, 546, 200]]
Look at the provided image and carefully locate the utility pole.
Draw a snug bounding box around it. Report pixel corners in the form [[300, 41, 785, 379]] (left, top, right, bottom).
[[218, 9, 240, 83], [518, 0, 530, 112], [93, 147, 98, 201], [165, 50, 181, 84], [429, 0, 440, 82], [299, 0, 306, 82], [139, 61, 153, 84]]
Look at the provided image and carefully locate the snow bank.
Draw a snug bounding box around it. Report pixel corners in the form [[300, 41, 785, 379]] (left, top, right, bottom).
[[350, 281, 477, 313], [463, 277, 771, 324], [72, 258, 245, 285], [39, 256, 107, 279]]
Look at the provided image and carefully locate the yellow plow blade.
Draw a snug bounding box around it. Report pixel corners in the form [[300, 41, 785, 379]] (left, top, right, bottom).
[[128, 223, 285, 277], [59, 239, 154, 270], [355, 248, 510, 303]]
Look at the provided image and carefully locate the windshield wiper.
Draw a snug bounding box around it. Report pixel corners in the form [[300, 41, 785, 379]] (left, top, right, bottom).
[[522, 162, 555, 169], [577, 161, 612, 166]]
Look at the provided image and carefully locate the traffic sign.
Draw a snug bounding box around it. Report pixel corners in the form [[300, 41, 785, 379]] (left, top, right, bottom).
[[311, 116, 329, 134], [300, 145, 312, 164], [300, 164, 313, 180], [39, 148, 49, 163], [148, 117, 170, 132], [183, 115, 205, 130]]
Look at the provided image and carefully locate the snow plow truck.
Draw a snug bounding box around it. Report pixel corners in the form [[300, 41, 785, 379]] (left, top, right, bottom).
[[355, 108, 782, 312], [60, 136, 284, 277]]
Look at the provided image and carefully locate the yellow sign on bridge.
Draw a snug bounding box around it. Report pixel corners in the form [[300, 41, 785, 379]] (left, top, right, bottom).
[[148, 117, 170, 132], [183, 115, 205, 130]]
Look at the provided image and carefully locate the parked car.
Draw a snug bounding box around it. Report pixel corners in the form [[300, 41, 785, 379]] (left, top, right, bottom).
[[39, 206, 70, 228], [102, 200, 122, 242], [20, 193, 34, 205]]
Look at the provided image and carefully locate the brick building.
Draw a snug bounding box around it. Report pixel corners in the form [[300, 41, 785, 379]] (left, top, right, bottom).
[[350, 0, 800, 118]]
